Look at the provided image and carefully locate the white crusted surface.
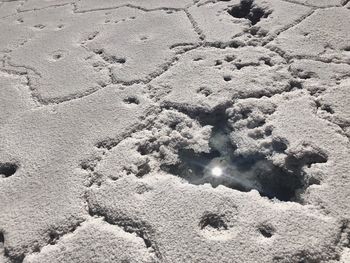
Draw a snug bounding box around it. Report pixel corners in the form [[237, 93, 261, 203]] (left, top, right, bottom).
[[1, 1, 350, 263]]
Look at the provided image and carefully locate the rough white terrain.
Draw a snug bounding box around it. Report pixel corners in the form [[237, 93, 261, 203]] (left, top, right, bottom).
[[0, 0, 349, 263]]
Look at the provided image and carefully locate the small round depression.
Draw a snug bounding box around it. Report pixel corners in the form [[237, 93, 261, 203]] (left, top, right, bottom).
[[258, 225, 274, 238], [0, 163, 18, 178], [223, 75, 232, 82], [199, 213, 227, 231], [53, 54, 63, 60], [50, 51, 66, 61]]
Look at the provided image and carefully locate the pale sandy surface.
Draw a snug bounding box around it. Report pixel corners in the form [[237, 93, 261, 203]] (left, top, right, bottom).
[[0, 0, 350, 262]]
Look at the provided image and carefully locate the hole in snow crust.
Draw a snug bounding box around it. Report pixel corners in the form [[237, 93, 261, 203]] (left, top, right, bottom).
[[228, 0, 271, 26], [161, 110, 327, 202]]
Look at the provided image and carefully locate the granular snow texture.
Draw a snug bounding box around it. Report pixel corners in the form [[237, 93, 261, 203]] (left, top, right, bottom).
[[1, 0, 350, 262]]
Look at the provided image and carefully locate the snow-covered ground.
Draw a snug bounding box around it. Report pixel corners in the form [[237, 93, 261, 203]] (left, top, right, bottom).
[[1, 0, 350, 262]]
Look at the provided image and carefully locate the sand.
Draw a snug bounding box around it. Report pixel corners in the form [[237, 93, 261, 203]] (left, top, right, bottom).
[[0, 0, 350, 262]]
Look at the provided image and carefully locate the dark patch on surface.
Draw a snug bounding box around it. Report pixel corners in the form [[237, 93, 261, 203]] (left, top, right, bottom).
[[135, 161, 151, 178], [137, 143, 154, 156], [215, 59, 223, 66], [289, 79, 303, 90], [228, 0, 271, 26], [48, 231, 59, 245], [199, 213, 227, 230], [318, 103, 335, 114], [258, 224, 274, 238], [52, 53, 63, 60], [123, 96, 140, 105], [33, 24, 45, 29], [140, 36, 148, 41], [284, 147, 327, 171], [271, 139, 288, 153], [3, 244, 25, 263], [0, 163, 18, 178], [87, 31, 99, 41], [224, 55, 235, 62], [223, 75, 232, 82], [108, 56, 126, 64], [193, 57, 203, 61], [197, 86, 212, 97]]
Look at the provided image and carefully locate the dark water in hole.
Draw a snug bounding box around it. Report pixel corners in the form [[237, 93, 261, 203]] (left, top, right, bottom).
[[164, 126, 304, 202]]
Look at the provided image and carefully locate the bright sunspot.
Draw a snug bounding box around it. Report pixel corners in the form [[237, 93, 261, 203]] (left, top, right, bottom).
[[211, 166, 223, 177]]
